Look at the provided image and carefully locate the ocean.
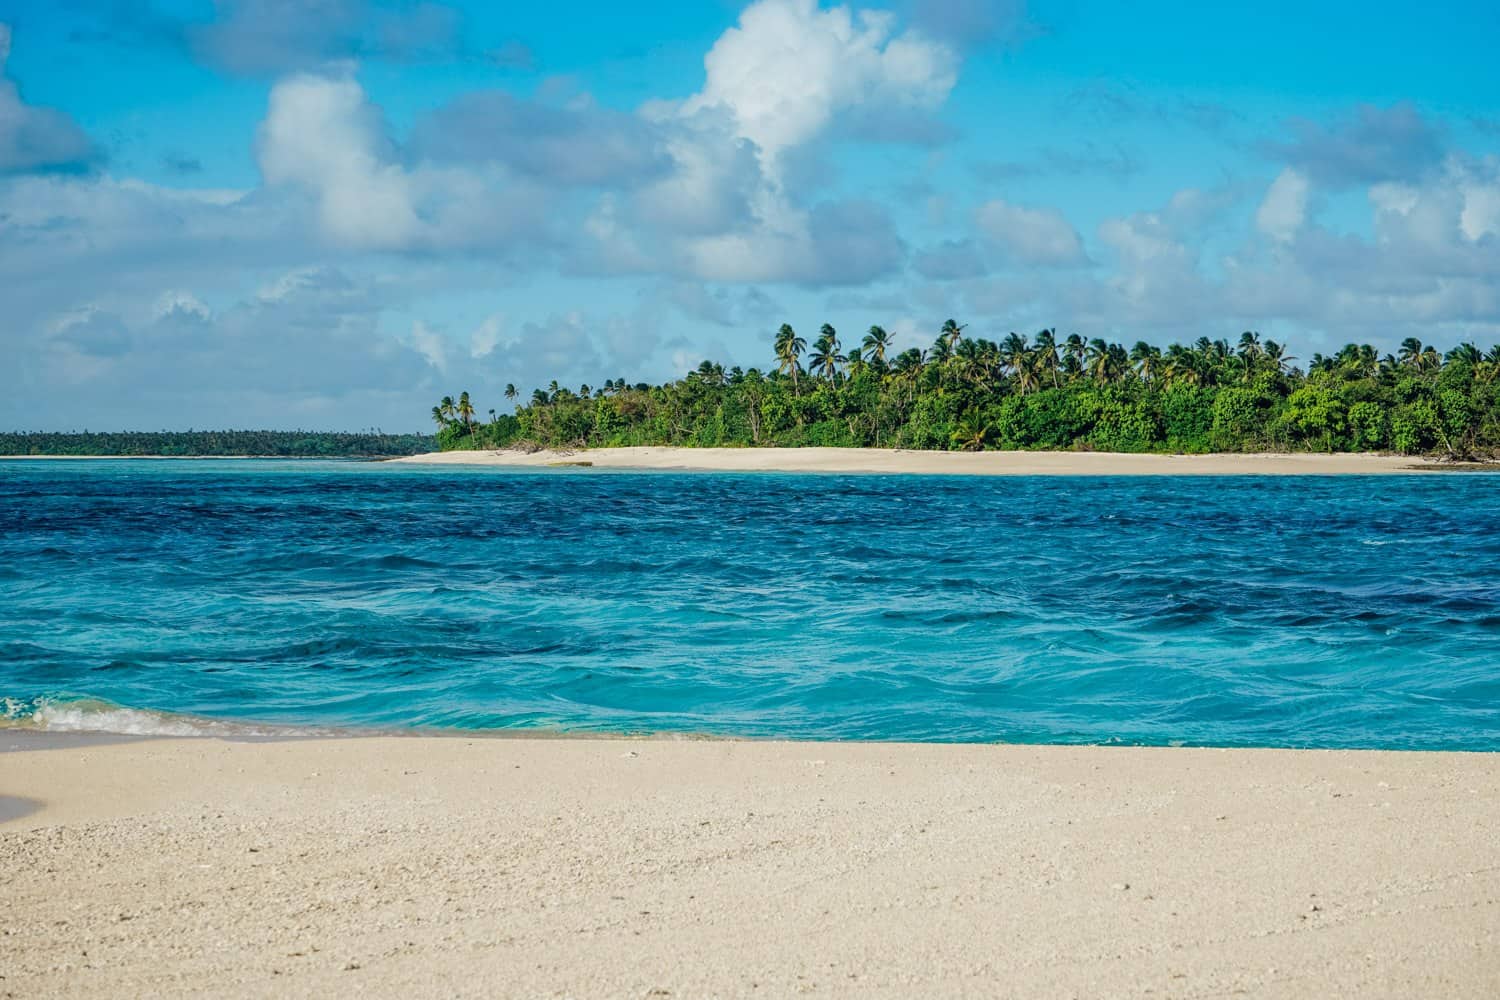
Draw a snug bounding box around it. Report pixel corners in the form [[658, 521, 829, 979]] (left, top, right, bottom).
[[2, 459, 1497, 749]]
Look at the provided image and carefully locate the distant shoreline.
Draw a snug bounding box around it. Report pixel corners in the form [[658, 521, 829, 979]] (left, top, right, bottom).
[[390, 446, 1488, 475], [0, 454, 393, 461], [4, 448, 1494, 474]]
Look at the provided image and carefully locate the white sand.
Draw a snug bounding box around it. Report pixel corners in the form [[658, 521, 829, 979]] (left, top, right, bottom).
[[390, 446, 1461, 475], [3, 736, 1498, 998]]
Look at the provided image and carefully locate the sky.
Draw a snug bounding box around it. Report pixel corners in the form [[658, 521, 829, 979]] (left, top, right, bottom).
[[2, 0, 1498, 431]]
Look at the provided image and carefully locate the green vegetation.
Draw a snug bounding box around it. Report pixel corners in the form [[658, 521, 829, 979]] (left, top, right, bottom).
[[0, 430, 435, 458], [433, 327, 1500, 458]]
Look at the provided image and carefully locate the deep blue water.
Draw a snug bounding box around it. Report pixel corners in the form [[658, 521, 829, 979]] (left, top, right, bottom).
[[1, 459, 1498, 749]]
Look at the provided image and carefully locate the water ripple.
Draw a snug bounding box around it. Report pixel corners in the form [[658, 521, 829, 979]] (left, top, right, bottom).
[[1, 459, 1498, 748]]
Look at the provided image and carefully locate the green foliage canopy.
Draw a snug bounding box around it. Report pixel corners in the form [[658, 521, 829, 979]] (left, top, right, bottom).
[[434, 327, 1500, 458]]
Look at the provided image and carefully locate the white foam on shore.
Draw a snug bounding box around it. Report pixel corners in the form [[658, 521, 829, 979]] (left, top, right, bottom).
[[1, 696, 313, 739]]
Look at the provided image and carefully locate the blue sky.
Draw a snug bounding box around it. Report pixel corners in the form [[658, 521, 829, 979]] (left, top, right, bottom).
[[2, 0, 1498, 430]]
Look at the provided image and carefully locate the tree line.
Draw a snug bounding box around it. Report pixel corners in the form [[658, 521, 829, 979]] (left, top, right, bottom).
[[432, 324, 1500, 457], [0, 430, 436, 457]]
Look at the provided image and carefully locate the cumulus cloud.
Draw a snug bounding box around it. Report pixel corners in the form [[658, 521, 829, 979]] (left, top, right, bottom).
[[1255, 168, 1310, 242], [255, 71, 550, 252], [976, 199, 1088, 267], [0, 24, 101, 175], [244, 1, 969, 284], [257, 72, 421, 249], [561, 0, 963, 286], [681, 0, 956, 168]]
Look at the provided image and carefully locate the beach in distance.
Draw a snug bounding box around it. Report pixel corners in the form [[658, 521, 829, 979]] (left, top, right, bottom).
[[391, 445, 1472, 475], [4, 736, 1500, 999]]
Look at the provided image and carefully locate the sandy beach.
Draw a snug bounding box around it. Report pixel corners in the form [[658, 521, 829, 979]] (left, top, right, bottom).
[[390, 446, 1466, 475], [3, 736, 1498, 998]]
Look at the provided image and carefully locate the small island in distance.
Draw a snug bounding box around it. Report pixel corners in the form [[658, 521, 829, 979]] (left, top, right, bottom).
[[0, 430, 435, 458], [429, 325, 1500, 460]]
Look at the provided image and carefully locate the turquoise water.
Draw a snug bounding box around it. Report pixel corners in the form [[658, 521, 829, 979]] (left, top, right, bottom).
[[2, 459, 1498, 748]]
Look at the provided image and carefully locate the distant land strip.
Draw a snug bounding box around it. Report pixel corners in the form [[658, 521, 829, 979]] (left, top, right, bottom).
[[0, 431, 435, 458]]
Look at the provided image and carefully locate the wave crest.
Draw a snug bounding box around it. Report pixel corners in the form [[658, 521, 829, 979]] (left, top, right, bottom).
[[1, 695, 304, 738]]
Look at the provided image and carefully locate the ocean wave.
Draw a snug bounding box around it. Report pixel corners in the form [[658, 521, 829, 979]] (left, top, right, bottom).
[[0, 695, 320, 739], [5, 464, 1500, 750]]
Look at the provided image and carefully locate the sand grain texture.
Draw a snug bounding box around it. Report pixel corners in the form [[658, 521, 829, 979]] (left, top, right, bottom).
[[3, 738, 1499, 998]]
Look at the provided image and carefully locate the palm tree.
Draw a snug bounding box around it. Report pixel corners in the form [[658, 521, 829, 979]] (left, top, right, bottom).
[[1130, 341, 1162, 382], [1398, 338, 1425, 370], [929, 335, 954, 367], [691, 361, 726, 387], [1263, 341, 1295, 376], [951, 413, 990, 451], [430, 405, 447, 429], [1447, 343, 1483, 366], [1235, 331, 1263, 383], [998, 333, 1036, 394], [504, 383, 518, 405], [954, 337, 993, 391], [1085, 339, 1116, 384], [457, 391, 475, 432], [1163, 344, 1199, 386], [1032, 329, 1061, 388], [862, 325, 894, 365], [774, 323, 806, 393], [1062, 334, 1086, 381], [940, 318, 966, 352], [808, 324, 845, 382]]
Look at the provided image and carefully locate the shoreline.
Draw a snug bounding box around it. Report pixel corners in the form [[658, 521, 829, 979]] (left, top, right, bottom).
[[4, 737, 1498, 998], [390, 445, 1485, 475], [3, 447, 1495, 474]]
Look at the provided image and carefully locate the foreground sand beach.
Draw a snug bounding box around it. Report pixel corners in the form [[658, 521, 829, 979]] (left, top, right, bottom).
[[3, 737, 1497, 998], [390, 446, 1467, 475]]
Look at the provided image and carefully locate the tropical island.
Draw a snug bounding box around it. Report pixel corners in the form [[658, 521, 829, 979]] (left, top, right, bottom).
[[430, 325, 1500, 459]]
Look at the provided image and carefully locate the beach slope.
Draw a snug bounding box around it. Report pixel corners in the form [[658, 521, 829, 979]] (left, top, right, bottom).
[[3, 737, 1498, 998], [390, 446, 1458, 475]]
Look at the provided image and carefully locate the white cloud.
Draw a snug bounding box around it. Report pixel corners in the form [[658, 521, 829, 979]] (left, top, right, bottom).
[[976, 199, 1087, 266], [408, 320, 450, 373], [1456, 160, 1500, 242], [257, 72, 421, 249], [256, 71, 552, 253], [153, 290, 211, 320], [1255, 168, 1309, 242], [469, 314, 506, 358], [682, 0, 955, 168]]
